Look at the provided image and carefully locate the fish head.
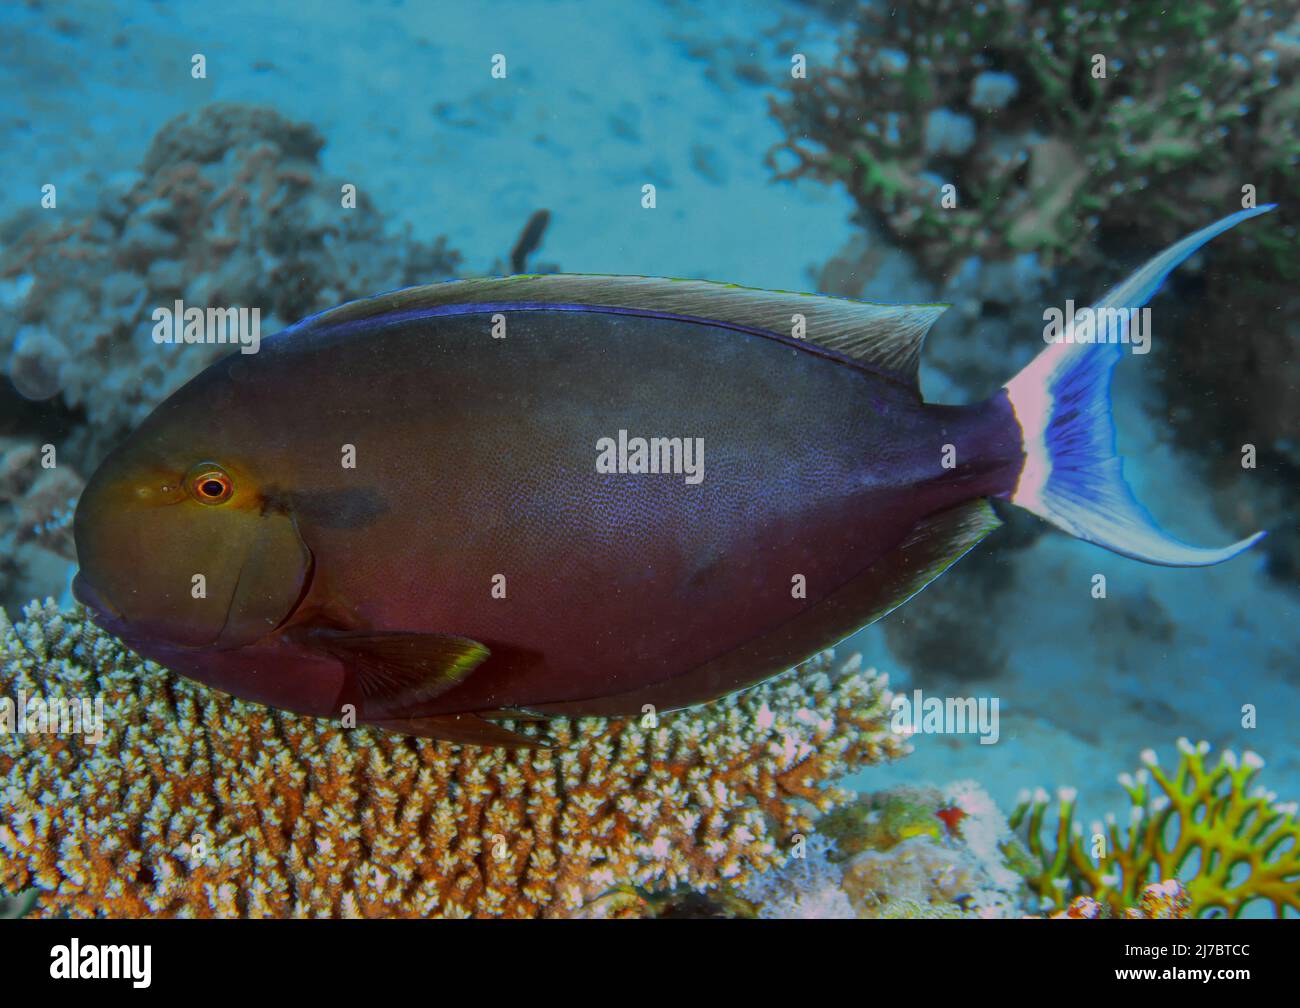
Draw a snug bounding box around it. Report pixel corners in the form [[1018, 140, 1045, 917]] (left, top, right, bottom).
[[73, 429, 312, 651]]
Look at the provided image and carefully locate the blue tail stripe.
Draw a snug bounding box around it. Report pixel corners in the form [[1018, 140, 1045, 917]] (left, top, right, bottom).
[[1008, 206, 1273, 568]]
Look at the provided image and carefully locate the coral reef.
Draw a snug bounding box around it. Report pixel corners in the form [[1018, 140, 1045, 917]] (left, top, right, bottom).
[[0, 103, 461, 467], [1055, 879, 1192, 919], [735, 833, 858, 919], [0, 102, 463, 606], [738, 781, 1030, 918], [571, 886, 756, 919], [769, 1, 1296, 274], [835, 781, 1028, 918], [770, 1, 1300, 578], [0, 601, 906, 919], [0, 437, 81, 611], [736, 778, 1221, 919], [1011, 740, 1300, 918]]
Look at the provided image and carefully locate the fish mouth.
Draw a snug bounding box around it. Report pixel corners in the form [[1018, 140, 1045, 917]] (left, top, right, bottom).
[[72, 571, 124, 627], [72, 568, 217, 650]]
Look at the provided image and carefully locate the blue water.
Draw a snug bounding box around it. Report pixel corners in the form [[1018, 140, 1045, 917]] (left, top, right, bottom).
[[2, 0, 1296, 915]]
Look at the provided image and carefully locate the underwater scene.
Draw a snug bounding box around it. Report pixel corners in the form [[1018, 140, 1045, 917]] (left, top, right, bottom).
[[0, 0, 1297, 927]]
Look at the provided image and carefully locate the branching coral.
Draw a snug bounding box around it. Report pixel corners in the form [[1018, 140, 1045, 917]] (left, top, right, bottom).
[[769, 0, 1296, 274], [770, 1, 1300, 576], [0, 437, 81, 610], [1011, 740, 1300, 918], [0, 601, 907, 919], [1, 103, 464, 607], [0, 103, 461, 465]]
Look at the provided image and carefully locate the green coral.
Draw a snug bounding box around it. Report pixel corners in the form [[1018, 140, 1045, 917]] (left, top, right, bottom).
[[768, 0, 1297, 274], [1010, 740, 1300, 918], [818, 787, 947, 859]]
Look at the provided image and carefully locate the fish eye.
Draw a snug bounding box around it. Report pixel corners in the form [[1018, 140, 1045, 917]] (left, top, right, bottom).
[[186, 464, 234, 505]]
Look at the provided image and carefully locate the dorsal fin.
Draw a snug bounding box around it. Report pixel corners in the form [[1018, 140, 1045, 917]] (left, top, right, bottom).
[[290, 274, 948, 388]]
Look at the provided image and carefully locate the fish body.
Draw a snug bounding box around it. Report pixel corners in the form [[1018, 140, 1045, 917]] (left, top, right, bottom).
[[72, 209, 1272, 744]]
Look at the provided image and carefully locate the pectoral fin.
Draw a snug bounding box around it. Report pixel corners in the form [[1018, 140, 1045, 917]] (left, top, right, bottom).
[[368, 712, 551, 749], [307, 628, 490, 708]]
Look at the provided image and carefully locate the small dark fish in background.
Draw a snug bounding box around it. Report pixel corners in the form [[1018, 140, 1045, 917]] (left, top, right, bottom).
[[72, 208, 1271, 746], [509, 209, 551, 274]]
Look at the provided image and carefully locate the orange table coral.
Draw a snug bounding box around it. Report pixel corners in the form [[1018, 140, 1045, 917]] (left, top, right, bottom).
[[0, 601, 907, 918]]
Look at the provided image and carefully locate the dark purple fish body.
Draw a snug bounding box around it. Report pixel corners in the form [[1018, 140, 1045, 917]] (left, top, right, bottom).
[[72, 210, 1271, 745]]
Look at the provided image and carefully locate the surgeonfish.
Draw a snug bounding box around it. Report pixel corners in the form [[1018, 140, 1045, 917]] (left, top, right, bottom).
[[71, 207, 1272, 745]]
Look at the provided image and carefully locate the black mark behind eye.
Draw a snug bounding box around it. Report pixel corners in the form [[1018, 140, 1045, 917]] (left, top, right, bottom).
[[281, 487, 388, 529]]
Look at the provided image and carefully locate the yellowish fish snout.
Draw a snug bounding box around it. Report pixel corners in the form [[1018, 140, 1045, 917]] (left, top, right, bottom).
[[73, 452, 314, 651]]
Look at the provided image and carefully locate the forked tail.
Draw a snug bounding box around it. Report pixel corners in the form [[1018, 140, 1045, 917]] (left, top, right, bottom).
[[1002, 206, 1273, 566]]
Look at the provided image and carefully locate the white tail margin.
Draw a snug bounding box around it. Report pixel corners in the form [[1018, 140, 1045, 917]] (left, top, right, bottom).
[[1003, 206, 1272, 567]]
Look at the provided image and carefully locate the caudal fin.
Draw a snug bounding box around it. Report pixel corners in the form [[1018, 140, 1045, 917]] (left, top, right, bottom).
[[1002, 206, 1272, 566]]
